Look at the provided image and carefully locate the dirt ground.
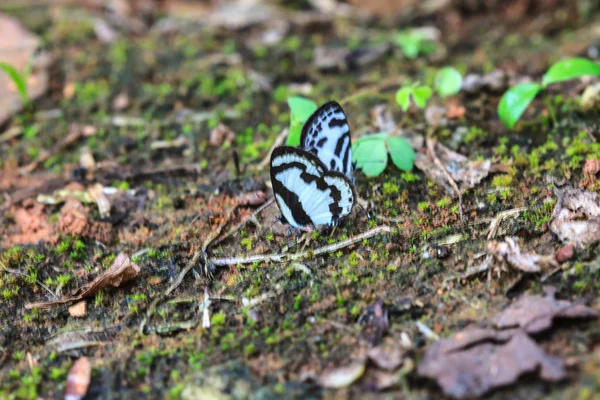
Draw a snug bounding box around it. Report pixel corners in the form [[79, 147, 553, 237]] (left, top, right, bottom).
[[1, 1, 600, 399]]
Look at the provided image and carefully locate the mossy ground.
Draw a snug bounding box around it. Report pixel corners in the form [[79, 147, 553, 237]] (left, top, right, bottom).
[[1, 3, 600, 399]]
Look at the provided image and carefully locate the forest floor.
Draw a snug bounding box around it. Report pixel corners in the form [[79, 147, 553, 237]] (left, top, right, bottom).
[[1, 1, 600, 399]]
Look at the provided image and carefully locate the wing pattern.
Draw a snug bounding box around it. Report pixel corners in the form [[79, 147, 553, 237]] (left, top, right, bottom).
[[300, 101, 353, 177], [270, 146, 355, 228]]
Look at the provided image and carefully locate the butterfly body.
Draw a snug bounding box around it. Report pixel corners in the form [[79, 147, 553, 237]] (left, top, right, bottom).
[[270, 101, 356, 229]]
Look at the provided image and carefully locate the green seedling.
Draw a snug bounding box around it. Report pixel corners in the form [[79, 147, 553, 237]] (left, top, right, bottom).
[[0, 61, 30, 105], [396, 82, 432, 111], [394, 30, 436, 59], [286, 96, 317, 146], [352, 133, 415, 177], [498, 57, 600, 129], [434, 67, 463, 98]]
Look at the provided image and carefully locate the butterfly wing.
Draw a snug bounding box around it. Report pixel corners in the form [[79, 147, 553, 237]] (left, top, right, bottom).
[[270, 146, 356, 228], [300, 101, 353, 177]]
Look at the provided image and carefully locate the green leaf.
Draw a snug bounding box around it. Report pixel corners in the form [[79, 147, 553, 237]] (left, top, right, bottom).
[[286, 96, 317, 146], [542, 57, 600, 87], [0, 61, 28, 104], [352, 137, 388, 177], [434, 67, 463, 98], [412, 86, 432, 108], [498, 82, 542, 129], [386, 136, 415, 171], [395, 87, 412, 111]]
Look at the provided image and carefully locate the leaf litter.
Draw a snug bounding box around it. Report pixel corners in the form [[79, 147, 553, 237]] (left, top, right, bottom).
[[419, 287, 598, 398]]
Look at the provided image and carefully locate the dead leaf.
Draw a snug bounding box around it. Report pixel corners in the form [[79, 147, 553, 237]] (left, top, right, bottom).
[[414, 142, 491, 196], [318, 361, 366, 389], [418, 330, 565, 398], [446, 103, 466, 119], [549, 186, 600, 249], [493, 287, 599, 334], [4, 200, 57, 246], [234, 191, 266, 207], [0, 14, 50, 126], [59, 199, 114, 243], [25, 253, 140, 309], [487, 237, 558, 273], [367, 338, 406, 371], [65, 357, 92, 400], [68, 301, 87, 318], [209, 123, 235, 147]]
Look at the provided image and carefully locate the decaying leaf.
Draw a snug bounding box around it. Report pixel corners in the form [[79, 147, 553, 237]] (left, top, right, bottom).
[[4, 200, 57, 246], [414, 141, 491, 196], [487, 237, 558, 273], [68, 301, 87, 318], [549, 186, 600, 249], [493, 287, 599, 334], [59, 199, 114, 243], [25, 253, 140, 309], [418, 329, 565, 398], [318, 361, 366, 389], [314, 45, 390, 71], [367, 338, 406, 371], [65, 357, 92, 400]]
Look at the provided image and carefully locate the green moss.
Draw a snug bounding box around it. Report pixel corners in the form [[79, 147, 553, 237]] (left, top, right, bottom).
[[492, 174, 513, 188], [211, 311, 226, 326]]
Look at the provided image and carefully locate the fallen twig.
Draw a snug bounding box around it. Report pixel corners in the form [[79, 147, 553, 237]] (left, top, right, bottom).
[[426, 137, 463, 221], [487, 207, 527, 239], [211, 225, 392, 266]]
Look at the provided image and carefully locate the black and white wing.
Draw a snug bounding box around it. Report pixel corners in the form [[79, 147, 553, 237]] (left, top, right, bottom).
[[270, 146, 356, 228], [300, 101, 353, 177]]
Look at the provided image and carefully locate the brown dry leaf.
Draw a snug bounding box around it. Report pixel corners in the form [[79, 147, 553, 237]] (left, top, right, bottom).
[[367, 338, 406, 371], [4, 200, 57, 246], [234, 191, 266, 207], [549, 186, 600, 249], [209, 123, 235, 147], [68, 301, 87, 318], [446, 103, 466, 119], [487, 237, 558, 273], [0, 14, 50, 126], [318, 361, 366, 389], [25, 253, 140, 309], [414, 142, 491, 196], [65, 357, 92, 400], [418, 329, 565, 398], [493, 287, 599, 334], [59, 199, 114, 243]]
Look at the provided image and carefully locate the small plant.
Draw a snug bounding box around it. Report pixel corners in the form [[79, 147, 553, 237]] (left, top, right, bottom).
[[396, 82, 432, 111], [498, 57, 600, 129], [394, 30, 436, 59], [434, 67, 463, 98], [352, 133, 415, 177], [0, 61, 30, 105], [286, 96, 317, 146]]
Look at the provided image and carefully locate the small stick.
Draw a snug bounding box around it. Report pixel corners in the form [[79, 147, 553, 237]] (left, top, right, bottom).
[[164, 250, 203, 297], [426, 138, 464, 221], [487, 207, 527, 240], [211, 225, 392, 266]]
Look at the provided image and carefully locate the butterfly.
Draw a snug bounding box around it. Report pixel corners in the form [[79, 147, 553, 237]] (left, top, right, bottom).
[[270, 102, 356, 228], [301, 101, 353, 177]]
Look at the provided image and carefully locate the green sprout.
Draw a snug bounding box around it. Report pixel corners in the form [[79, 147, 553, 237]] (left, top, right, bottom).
[[434, 67, 463, 98], [352, 133, 415, 177], [396, 82, 432, 111], [498, 57, 600, 129], [394, 30, 436, 59], [0, 61, 30, 105]]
